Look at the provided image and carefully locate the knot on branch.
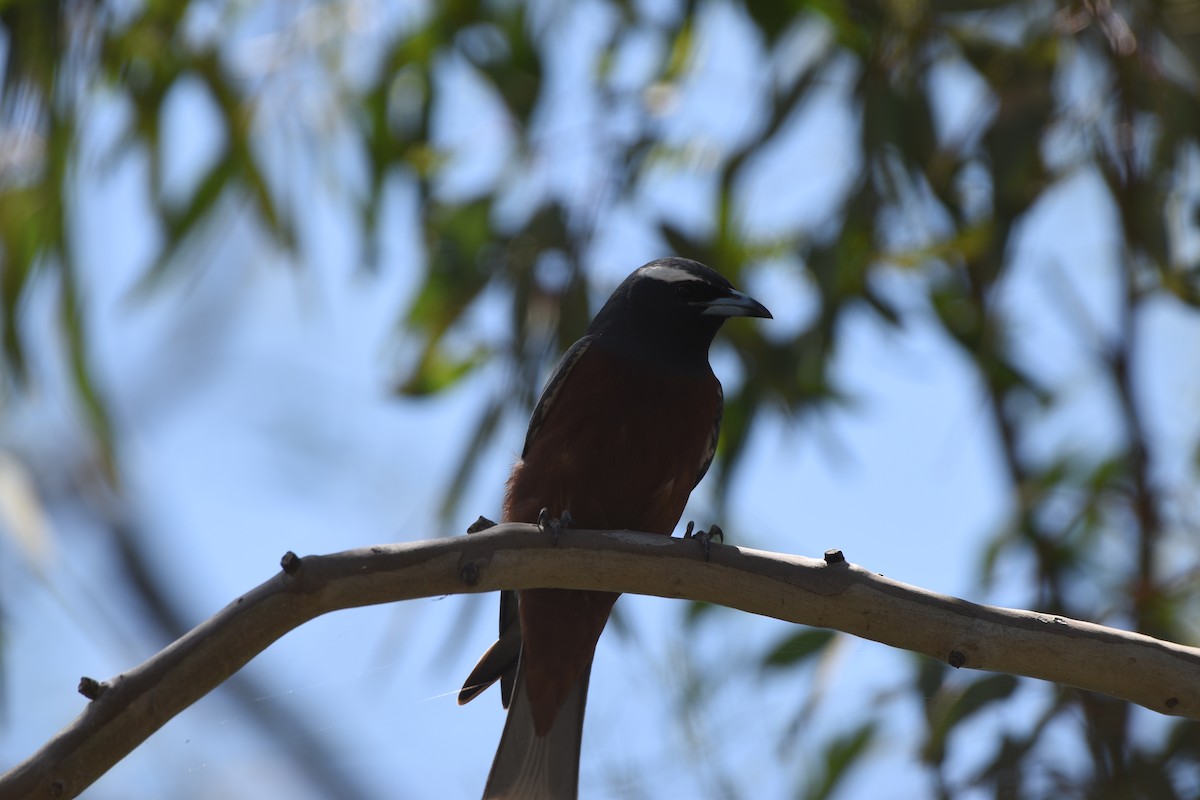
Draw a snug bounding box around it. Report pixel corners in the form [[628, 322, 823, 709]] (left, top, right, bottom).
[[280, 551, 302, 575], [78, 677, 106, 701], [460, 562, 481, 586], [467, 516, 497, 534]]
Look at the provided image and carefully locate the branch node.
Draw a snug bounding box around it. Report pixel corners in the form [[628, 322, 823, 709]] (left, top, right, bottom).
[[50, 779, 65, 797], [1166, 697, 1180, 709], [280, 551, 302, 575], [460, 562, 481, 586], [824, 549, 846, 565], [948, 650, 967, 668], [467, 516, 497, 534], [78, 676, 106, 701]]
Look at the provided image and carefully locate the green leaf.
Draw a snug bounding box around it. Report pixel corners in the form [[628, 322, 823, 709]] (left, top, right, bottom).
[[743, 0, 807, 46], [683, 599, 719, 628], [396, 345, 489, 397], [761, 628, 835, 670], [802, 721, 878, 800], [922, 673, 1020, 765]]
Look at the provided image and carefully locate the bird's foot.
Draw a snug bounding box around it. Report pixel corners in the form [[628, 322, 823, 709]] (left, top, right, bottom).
[[466, 516, 497, 534], [684, 521, 724, 561], [537, 508, 574, 545]]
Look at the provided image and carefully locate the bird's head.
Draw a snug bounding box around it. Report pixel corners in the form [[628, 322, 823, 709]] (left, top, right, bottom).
[[588, 257, 772, 368]]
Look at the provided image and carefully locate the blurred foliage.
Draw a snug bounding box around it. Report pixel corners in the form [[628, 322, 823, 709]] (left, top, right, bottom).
[[3, 0, 1200, 797]]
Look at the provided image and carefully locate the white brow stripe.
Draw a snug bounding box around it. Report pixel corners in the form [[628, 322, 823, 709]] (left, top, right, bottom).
[[640, 264, 698, 283]]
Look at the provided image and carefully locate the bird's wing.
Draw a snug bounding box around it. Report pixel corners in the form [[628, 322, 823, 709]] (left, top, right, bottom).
[[458, 588, 521, 708], [694, 382, 723, 488], [521, 335, 595, 459], [459, 337, 595, 708]]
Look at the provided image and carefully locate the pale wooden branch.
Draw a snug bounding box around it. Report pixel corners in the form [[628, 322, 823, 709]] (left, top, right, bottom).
[[4, 524, 1200, 799]]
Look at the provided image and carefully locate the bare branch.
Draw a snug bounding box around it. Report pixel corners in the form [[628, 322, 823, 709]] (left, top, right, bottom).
[[4, 524, 1200, 799]]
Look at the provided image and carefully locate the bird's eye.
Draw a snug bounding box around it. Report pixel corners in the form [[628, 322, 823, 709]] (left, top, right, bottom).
[[676, 283, 700, 301]]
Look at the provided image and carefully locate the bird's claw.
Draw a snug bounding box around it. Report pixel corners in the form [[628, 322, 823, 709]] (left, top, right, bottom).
[[685, 521, 724, 561], [537, 507, 573, 545]]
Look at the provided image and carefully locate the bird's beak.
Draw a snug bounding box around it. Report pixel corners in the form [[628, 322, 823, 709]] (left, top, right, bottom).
[[697, 289, 773, 319]]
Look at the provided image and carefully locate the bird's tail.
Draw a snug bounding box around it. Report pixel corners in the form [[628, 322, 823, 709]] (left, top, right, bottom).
[[483, 659, 592, 800]]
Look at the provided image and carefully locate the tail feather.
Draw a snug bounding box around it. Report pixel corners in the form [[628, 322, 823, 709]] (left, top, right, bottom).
[[484, 660, 592, 800]]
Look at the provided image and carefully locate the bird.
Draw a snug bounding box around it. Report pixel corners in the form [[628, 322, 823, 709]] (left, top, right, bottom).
[[458, 257, 771, 799]]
